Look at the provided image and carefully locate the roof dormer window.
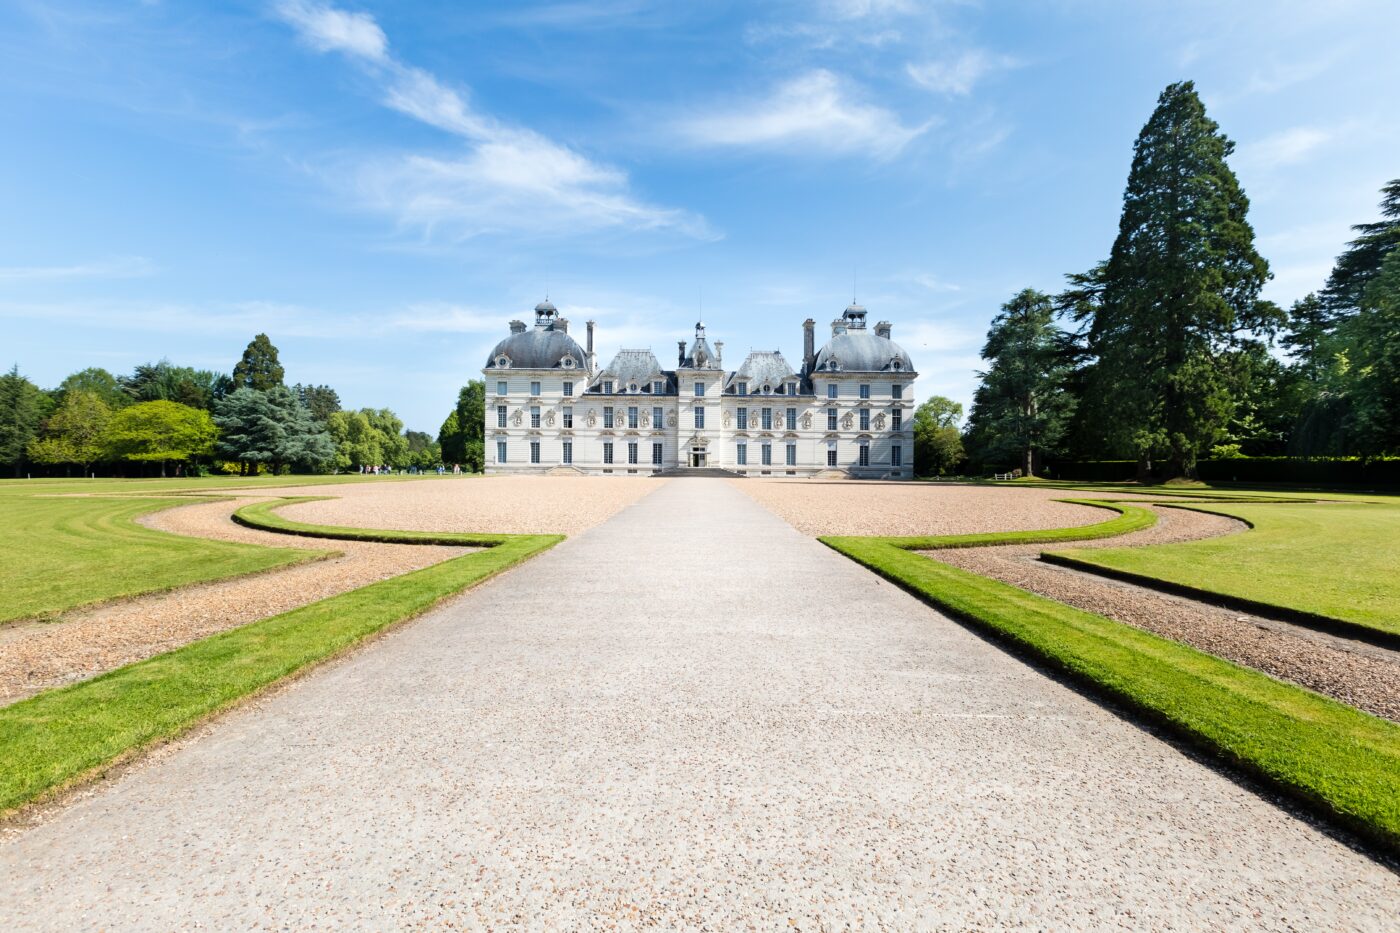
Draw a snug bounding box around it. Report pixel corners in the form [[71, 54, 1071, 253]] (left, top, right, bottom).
[[495, 355, 511, 368]]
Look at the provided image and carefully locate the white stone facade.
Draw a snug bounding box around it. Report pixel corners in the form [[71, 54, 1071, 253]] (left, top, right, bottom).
[[484, 301, 916, 478]]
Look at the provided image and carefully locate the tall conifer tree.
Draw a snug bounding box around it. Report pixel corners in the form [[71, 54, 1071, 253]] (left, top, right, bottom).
[[232, 334, 286, 392], [1084, 81, 1278, 480]]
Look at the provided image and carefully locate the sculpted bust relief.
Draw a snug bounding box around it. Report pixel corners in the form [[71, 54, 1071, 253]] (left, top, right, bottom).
[[801, 412, 812, 430], [586, 409, 597, 428], [511, 410, 523, 427], [874, 413, 886, 430]]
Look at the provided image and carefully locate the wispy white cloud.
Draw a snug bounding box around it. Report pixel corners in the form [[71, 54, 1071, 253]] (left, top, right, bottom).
[[275, 0, 387, 61], [1237, 125, 1336, 171], [0, 256, 154, 281], [907, 49, 1019, 96], [272, 1, 709, 240], [674, 69, 930, 160]]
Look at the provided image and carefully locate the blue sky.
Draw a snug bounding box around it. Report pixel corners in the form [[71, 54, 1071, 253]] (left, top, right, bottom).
[[2, 0, 1397, 432]]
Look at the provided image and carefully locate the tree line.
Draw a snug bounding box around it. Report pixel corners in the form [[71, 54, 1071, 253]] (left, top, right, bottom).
[[914, 81, 1398, 482], [0, 334, 461, 478]]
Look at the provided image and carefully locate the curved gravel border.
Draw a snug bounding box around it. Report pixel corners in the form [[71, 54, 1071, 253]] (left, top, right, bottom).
[[0, 498, 471, 706], [927, 505, 1400, 721]]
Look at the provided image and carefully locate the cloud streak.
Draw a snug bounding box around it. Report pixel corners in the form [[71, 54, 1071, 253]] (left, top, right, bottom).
[[272, 1, 710, 241], [907, 49, 1020, 96], [674, 69, 930, 160], [0, 256, 155, 281]]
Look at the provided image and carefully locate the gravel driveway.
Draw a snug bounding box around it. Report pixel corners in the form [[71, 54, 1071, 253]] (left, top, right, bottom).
[[2, 479, 1392, 929]]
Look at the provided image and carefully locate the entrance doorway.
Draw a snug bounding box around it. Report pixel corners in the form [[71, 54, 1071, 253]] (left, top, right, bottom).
[[690, 447, 707, 468]]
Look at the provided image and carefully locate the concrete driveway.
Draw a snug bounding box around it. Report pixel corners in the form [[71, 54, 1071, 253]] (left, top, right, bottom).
[[2, 479, 1394, 929]]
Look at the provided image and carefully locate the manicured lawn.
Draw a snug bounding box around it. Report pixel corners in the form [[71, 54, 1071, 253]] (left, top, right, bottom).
[[0, 530, 561, 814], [1045, 499, 1400, 639], [823, 531, 1400, 853], [0, 495, 326, 624]]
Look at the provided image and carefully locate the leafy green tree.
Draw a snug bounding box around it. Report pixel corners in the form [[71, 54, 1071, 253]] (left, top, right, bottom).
[[1337, 251, 1400, 457], [27, 390, 112, 473], [213, 386, 334, 475], [104, 400, 216, 477], [58, 368, 130, 410], [913, 396, 964, 476], [364, 408, 409, 467], [327, 410, 382, 471], [965, 289, 1076, 476], [438, 381, 485, 468], [1076, 81, 1278, 481], [294, 383, 341, 424], [231, 333, 285, 392], [1322, 178, 1400, 316], [1280, 293, 1331, 384], [1212, 342, 1307, 457], [120, 360, 230, 410], [0, 365, 49, 477]]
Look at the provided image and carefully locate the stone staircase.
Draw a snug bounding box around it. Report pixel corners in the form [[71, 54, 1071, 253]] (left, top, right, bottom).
[[652, 466, 746, 478]]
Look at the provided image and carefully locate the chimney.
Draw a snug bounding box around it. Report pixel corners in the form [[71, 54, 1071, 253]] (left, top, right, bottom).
[[556, 317, 569, 334], [714, 340, 724, 365], [802, 319, 815, 374], [875, 321, 891, 339], [678, 340, 687, 366], [586, 320, 596, 370], [509, 320, 527, 334]]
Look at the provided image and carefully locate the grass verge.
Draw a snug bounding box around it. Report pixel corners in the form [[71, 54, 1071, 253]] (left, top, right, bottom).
[[1043, 499, 1400, 644], [821, 530, 1400, 853], [0, 523, 561, 816], [0, 495, 327, 624]]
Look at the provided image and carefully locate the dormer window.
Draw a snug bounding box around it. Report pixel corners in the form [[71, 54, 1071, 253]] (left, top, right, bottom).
[[495, 355, 511, 368], [602, 380, 614, 394], [736, 381, 747, 395], [629, 383, 638, 393], [763, 384, 772, 394], [562, 356, 576, 369], [786, 382, 797, 395], [892, 359, 902, 371], [653, 380, 664, 394]]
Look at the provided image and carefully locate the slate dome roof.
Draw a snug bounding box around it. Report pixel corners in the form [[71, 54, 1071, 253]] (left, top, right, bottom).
[[813, 305, 913, 373], [485, 324, 586, 371]]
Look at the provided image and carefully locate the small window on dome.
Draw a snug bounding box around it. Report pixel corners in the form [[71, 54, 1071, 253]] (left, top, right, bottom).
[[629, 383, 638, 393], [763, 384, 772, 394], [892, 360, 902, 371], [562, 357, 575, 369], [496, 356, 511, 368]]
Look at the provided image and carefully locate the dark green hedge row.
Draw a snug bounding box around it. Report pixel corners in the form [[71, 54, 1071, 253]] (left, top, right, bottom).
[[1049, 457, 1400, 486]]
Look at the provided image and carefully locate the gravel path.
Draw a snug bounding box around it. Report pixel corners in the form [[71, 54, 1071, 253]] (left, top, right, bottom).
[[266, 474, 664, 536], [928, 505, 1400, 721], [1, 479, 1393, 929], [0, 498, 470, 706], [735, 478, 1139, 537]]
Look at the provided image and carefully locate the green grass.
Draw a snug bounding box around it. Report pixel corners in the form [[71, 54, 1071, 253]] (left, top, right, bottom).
[[0, 495, 327, 624], [822, 532, 1400, 853], [1045, 499, 1400, 640], [0, 527, 561, 815]]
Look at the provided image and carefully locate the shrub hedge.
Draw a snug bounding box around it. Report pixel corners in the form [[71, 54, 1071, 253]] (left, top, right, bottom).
[[1049, 457, 1400, 486]]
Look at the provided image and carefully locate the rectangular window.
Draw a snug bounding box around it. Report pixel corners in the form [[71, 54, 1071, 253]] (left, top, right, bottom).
[[603, 442, 614, 464], [761, 443, 772, 466], [736, 443, 747, 465], [761, 407, 772, 430], [603, 406, 614, 429], [827, 383, 838, 399], [786, 443, 797, 466], [628, 442, 638, 465], [562, 406, 573, 429], [531, 381, 541, 396], [530, 440, 540, 464], [603, 380, 614, 394], [496, 405, 507, 428], [859, 408, 870, 431], [891, 383, 903, 400], [530, 405, 541, 428], [694, 381, 705, 397], [497, 381, 508, 396], [786, 382, 797, 396], [891, 445, 902, 466], [859, 444, 870, 467], [785, 407, 796, 431], [652, 442, 663, 465], [891, 409, 902, 431], [694, 406, 705, 429], [497, 441, 507, 463], [563, 441, 573, 464], [827, 447, 838, 467], [737, 407, 748, 430], [827, 408, 838, 431], [563, 381, 574, 397], [628, 406, 639, 429], [859, 383, 870, 399], [652, 406, 663, 429], [736, 381, 747, 396]]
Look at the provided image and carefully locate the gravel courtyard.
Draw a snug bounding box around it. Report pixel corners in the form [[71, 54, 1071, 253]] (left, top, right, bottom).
[[736, 478, 1131, 537], [1, 479, 1392, 929], [266, 474, 662, 536]]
